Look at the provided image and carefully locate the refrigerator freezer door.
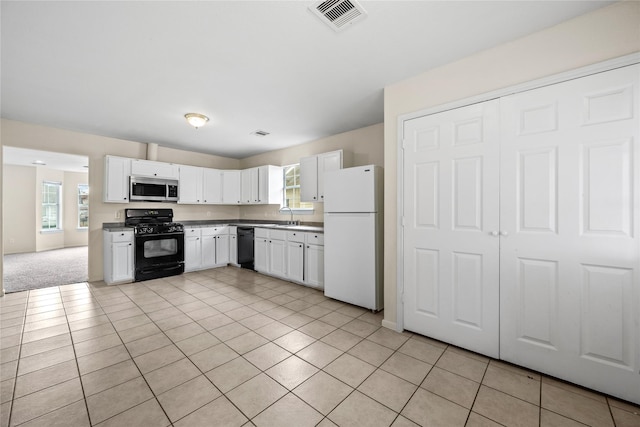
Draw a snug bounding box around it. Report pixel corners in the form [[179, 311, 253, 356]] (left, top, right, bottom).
[[324, 165, 379, 213], [324, 212, 381, 310]]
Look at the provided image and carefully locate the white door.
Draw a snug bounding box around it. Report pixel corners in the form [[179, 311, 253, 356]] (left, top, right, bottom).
[[203, 168, 223, 204], [305, 244, 324, 289], [269, 239, 287, 278], [317, 150, 342, 201], [179, 165, 203, 204], [216, 234, 230, 265], [402, 100, 501, 358], [287, 241, 304, 283], [300, 155, 318, 202], [499, 65, 640, 403]]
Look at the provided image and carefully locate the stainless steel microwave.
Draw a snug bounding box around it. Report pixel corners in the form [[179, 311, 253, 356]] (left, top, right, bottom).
[[130, 177, 179, 202]]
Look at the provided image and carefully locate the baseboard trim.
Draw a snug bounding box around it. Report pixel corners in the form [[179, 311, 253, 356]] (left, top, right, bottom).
[[381, 319, 398, 332]]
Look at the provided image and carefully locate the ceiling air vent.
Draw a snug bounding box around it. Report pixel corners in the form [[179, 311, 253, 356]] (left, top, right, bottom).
[[309, 0, 367, 32], [251, 130, 270, 137]]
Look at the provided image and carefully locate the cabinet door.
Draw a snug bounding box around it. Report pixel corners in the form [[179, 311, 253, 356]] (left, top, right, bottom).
[[184, 230, 202, 272], [200, 234, 216, 269], [305, 244, 324, 288], [178, 165, 203, 204], [216, 234, 230, 265], [241, 168, 258, 204], [222, 170, 241, 204], [317, 150, 342, 201], [254, 237, 268, 272], [287, 241, 304, 283], [104, 156, 131, 203], [203, 168, 223, 204], [131, 159, 178, 179], [229, 233, 238, 265], [269, 239, 287, 277], [300, 155, 318, 202], [112, 241, 134, 282]]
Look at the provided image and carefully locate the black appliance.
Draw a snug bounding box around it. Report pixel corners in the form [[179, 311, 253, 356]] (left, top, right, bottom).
[[130, 177, 179, 202], [125, 209, 184, 281], [237, 227, 255, 270]]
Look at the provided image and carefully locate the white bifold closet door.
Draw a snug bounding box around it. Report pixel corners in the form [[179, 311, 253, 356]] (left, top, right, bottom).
[[402, 64, 639, 404], [402, 99, 501, 359], [499, 65, 640, 404]]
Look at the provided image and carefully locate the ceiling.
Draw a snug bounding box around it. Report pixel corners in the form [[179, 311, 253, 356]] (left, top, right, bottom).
[[1, 1, 613, 159], [3, 147, 88, 173]]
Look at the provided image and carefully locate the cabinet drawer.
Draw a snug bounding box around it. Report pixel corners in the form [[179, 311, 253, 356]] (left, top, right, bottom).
[[287, 231, 305, 243], [269, 229, 287, 241], [306, 233, 324, 245], [185, 228, 201, 236], [201, 226, 227, 236], [110, 231, 133, 243], [255, 228, 269, 239]]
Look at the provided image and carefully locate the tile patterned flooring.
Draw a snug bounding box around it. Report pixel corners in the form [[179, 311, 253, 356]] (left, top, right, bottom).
[[1, 266, 639, 427]]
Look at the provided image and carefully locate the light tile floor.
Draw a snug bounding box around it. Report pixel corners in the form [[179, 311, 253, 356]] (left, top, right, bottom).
[[1, 266, 639, 427]]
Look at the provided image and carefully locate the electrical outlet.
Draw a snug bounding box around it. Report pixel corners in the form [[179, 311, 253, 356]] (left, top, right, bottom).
[[9, 238, 15, 244], [115, 210, 121, 219], [206, 211, 211, 217]]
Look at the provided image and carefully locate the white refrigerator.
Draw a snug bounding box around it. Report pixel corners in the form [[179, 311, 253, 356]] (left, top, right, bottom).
[[323, 165, 383, 311]]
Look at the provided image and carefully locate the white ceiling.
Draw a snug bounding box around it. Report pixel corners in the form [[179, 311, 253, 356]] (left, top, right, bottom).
[[1, 1, 613, 159], [3, 147, 88, 173]]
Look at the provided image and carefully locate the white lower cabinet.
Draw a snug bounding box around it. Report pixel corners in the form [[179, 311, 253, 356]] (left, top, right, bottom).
[[286, 231, 305, 283], [256, 228, 324, 287], [304, 233, 324, 289], [254, 228, 287, 279], [103, 230, 134, 284], [229, 226, 238, 266], [185, 226, 230, 272]]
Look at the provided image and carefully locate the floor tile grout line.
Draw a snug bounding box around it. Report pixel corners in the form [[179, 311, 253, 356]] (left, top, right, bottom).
[[4, 289, 29, 427]]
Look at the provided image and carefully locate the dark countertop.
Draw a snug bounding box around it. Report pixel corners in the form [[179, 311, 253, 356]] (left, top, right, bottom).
[[103, 219, 323, 233]]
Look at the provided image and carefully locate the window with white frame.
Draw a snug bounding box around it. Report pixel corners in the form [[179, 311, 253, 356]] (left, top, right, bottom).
[[42, 181, 62, 231], [282, 164, 313, 210], [78, 184, 89, 228]]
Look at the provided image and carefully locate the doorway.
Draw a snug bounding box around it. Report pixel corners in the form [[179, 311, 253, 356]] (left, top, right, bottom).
[[2, 147, 89, 293]]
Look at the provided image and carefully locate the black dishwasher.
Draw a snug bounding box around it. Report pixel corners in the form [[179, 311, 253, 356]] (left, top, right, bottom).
[[237, 227, 255, 270]]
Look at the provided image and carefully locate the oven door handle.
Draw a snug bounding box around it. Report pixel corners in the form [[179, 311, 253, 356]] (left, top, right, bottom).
[[139, 264, 184, 274], [137, 232, 185, 237]]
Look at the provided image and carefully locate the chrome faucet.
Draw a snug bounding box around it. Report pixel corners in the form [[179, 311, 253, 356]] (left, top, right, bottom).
[[280, 206, 299, 225]]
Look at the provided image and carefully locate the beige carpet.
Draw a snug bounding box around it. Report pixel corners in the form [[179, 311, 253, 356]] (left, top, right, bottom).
[[3, 246, 88, 293]]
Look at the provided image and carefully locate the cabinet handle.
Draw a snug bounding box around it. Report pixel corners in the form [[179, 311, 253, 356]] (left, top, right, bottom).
[[320, 195, 324, 199], [129, 243, 132, 246], [299, 244, 302, 248], [121, 233, 124, 236], [124, 197, 127, 200], [313, 196, 317, 200], [489, 231, 499, 237]]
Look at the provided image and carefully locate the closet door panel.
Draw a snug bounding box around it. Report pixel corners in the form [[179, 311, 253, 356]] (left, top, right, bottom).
[[403, 99, 501, 358], [500, 64, 639, 404]]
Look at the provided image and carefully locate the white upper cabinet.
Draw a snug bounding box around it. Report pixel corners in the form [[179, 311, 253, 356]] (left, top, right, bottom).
[[203, 168, 223, 204], [104, 155, 131, 203], [241, 166, 283, 204], [222, 170, 241, 204], [131, 159, 178, 179], [178, 165, 204, 204], [258, 165, 284, 204], [300, 150, 343, 202], [241, 168, 259, 204]]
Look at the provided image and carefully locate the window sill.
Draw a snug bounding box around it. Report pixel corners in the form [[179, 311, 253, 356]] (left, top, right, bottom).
[[40, 229, 63, 234], [280, 208, 314, 215]]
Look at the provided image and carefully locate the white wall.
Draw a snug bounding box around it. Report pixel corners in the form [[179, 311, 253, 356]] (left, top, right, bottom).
[[2, 165, 36, 254], [382, 1, 640, 329]]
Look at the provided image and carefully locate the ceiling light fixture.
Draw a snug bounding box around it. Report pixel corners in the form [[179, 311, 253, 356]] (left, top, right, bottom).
[[32, 160, 46, 165], [184, 113, 209, 129]]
